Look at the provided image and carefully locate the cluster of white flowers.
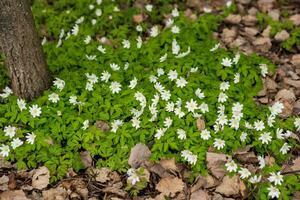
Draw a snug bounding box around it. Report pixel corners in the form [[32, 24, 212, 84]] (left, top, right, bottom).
[[85, 73, 99, 91], [0, 86, 13, 99], [127, 168, 140, 185], [229, 102, 243, 130], [181, 150, 197, 165], [1, 125, 36, 157], [149, 94, 159, 122]]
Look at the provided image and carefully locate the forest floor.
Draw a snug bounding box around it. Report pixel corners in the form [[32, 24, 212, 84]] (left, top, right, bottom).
[[1, 0, 300, 200]]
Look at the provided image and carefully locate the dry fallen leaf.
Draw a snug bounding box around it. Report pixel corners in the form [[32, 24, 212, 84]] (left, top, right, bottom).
[[42, 187, 68, 200], [95, 120, 110, 132], [196, 118, 206, 131], [190, 189, 211, 200], [206, 152, 228, 179], [89, 167, 111, 183], [0, 175, 9, 191], [191, 174, 218, 192], [80, 151, 93, 168], [128, 143, 151, 168], [160, 158, 178, 171], [156, 177, 184, 197], [215, 175, 245, 197], [32, 166, 50, 190], [102, 182, 126, 197], [1, 190, 30, 200]]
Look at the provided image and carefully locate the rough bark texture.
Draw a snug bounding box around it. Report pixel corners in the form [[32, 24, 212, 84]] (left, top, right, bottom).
[[0, 0, 51, 100]]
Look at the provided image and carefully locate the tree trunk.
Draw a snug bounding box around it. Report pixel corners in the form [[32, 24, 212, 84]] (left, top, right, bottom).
[[0, 0, 51, 100]]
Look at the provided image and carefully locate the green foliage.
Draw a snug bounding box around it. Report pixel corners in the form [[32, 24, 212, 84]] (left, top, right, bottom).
[[0, 0, 299, 198]]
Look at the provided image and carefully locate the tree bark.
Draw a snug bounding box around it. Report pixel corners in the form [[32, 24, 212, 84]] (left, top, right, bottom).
[[0, 0, 51, 100]]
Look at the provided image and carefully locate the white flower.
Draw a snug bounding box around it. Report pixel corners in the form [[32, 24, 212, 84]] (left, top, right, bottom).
[[220, 82, 230, 91], [259, 132, 272, 144], [110, 82, 122, 94], [225, 160, 238, 172], [221, 57, 232, 67], [280, 143, 291, 154], [164, 117, 173, 128], [226, 0, 233, 7], [155, 128, 166, 139], [254, 120, 265, 131], [157, 68, 164, 76], [113, 6, 120, 12], [245, 122, 253, 129], [234, 73, 240, 84], [96, 0, 102, 4], [71, 24, 79, 36], [210, 43, 220, 52], [171, 25, 180, 34], [136, 25, 143, 32], [285, 130, 292, 138], [268, 185, 280, 199], [53, 78, 65, 91], [177, 129, 186, 140], [0, 86, 13, 98], [203, 6, 212, 13], [213, 138, 225, 150], [91, 19, 96, 25], [131, 117, 141, 129], [145, 4, 153, 12], [268, 115, 275, 127], [165, 18, 174, 27], [122, 39, 130, 49], [195, 88, 205, 99], [111, 120, 123, 133], [268, 172, 283, 186], [69, 96, 78, 105], [190, 67, 198, 73], [124, 63, 129, 70], [160, 54, 167, 62], [233, 53, 240, 65], [181, 150, 197, 165], [48, 93, 59, 103], [97, 45, 106, 54], [199, 103, 209, 113], [57, 111, 62, 116], [217, 104, 225, 115], [0, 145, 10, 157], [110, 63, 120, 71], [26, 132, 36, 144], [149, 75, 158, 83], [86, 82, 93, 91], [129, 77, 138, 89], [82, 120, 89, 130], [217, 114, 228, 126], [238, 168, 251, 179], [176, 77, 187, 88], [4, 125, 16, 138], [85, 54, 96, 61], [86, 73, 98, 84], [200, 129, 211, 140], [29, 105, 42, 118], [11, 138, 23, 149], [172, 39, 180, 55], [185, 99, 198, 113], [175, 47, 191, 58], [95, 8, 102, 16], [294, 118, 300, 131], [84, 35, 91, 44], [229, 118, 240, 130], [260, 64, 268, 77], [161, 90, 171, 101], [166, 102, 175, 112], [174, 107, 185, 118], [89, 4, 94, 10], [249, 175, 261, 184], [17, 99, 26, 111], [168, 70, 178, 81], [149, 26, 159, 37], [258, 156, 265, 169], [218, 92, 228, 103], [269, 102, 284, 116], [128, 172, 140, 185], [172, 8, 179, 17], [276, 128, 284, 139], [136, 36, 142, 48], [100, 71, 111, 82], [240, 132, 247, 142]]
